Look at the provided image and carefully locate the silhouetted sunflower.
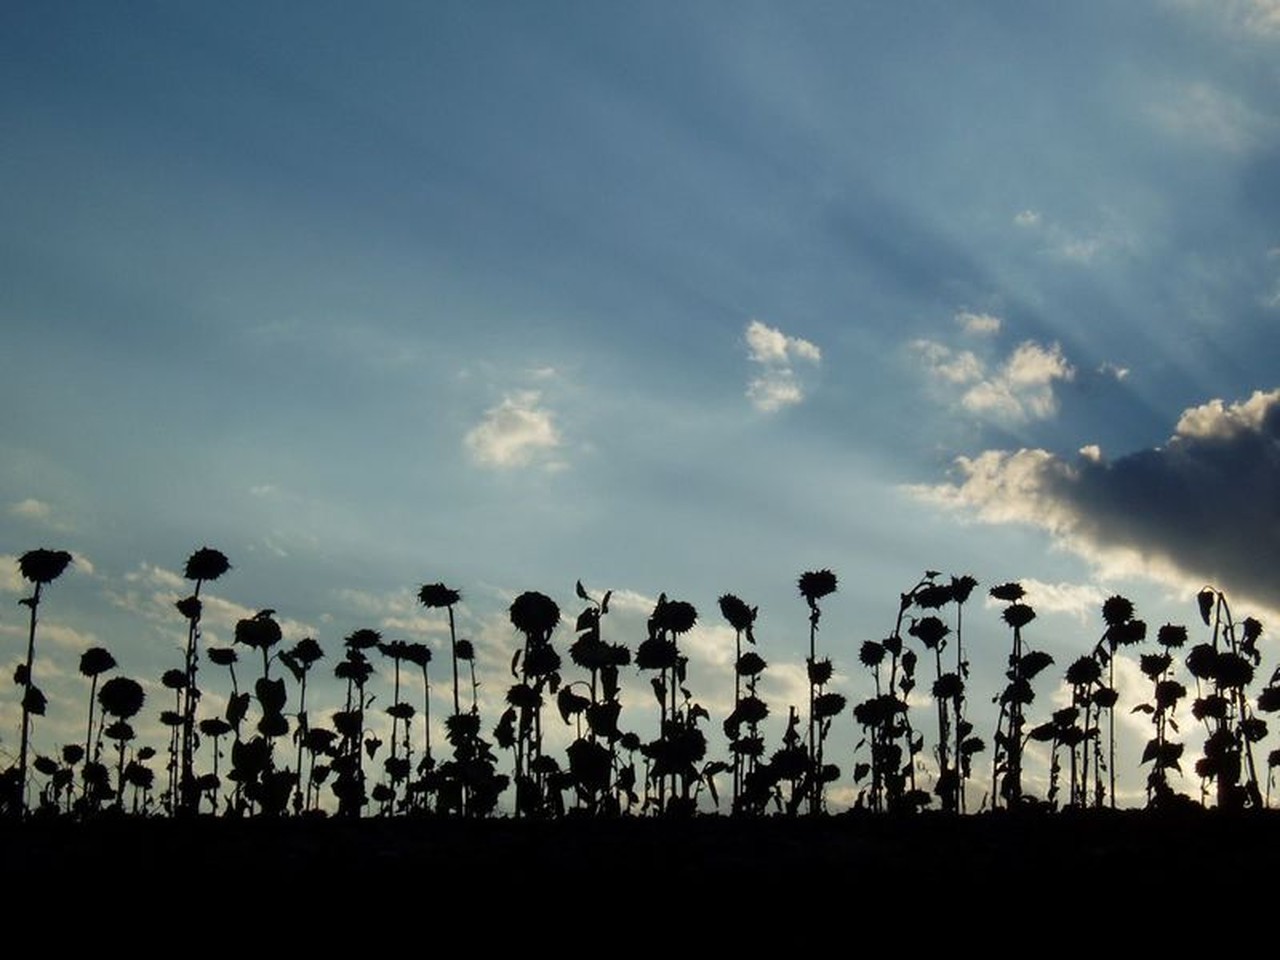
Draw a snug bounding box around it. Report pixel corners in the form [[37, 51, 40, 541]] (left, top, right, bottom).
[[18, 548, 72, 585], [418, 583, 461, 608], [797, 570, 837, 605], [1157, 624, 1187, 648], [79, 647, 117, 678], [1101, 595, 1135, 627], [654, 598, 697, 635], [718, 594, 756, 633], [510, 591, 560, 637], [184, 547, 230, 583], [98, 676, 145, 719], [989, 582, 1025, 603], [345, 628, 382, 650], [1002, 604, 1036, 629], [207, 646, 238, 666]]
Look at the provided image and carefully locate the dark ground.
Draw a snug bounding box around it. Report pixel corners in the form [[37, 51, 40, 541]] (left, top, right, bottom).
[[5, 808, 1278, 901]]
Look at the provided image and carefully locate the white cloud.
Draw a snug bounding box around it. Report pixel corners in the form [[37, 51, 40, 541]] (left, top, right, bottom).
[[9, 499, 52, 522], [956, 312, 1002, 336], [1014, 210, 1041, 227], [1098, 362, 1130, 382], [743, 320, 821, 413], [1148, 82, 1273, 153], [0, 556, 27, 594], [745, 319, 821, 365], [1174, 387, 1279, 439], [464, 391, 563, 469], [747, 372, 805, 413], [915, 335, 1074, 424], [907, 388, 1280, 611]]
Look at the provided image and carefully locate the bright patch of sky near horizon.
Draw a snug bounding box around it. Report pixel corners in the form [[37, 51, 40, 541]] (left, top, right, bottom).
[[3, 1, 1280, 809]]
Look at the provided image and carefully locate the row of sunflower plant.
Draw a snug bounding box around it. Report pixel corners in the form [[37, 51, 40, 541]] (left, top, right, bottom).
[[3, 547, 1279, 819]]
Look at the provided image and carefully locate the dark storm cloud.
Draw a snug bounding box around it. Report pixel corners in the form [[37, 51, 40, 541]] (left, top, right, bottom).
[[918, 389, 1280, 610]]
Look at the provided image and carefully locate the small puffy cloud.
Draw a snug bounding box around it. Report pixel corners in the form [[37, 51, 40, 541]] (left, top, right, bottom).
[[1098, 362, 1130, 382], [745, 319, 821, 365], [747, 372, 805, 413], [465, 391, 563, 469], [743, 320, 822, 413], [909, 387, 1280, 611], [1014, 210, 1042, 227], [9, 499, 52, 522], [957, 312, 1002, 336], [914, 336, 1074, 424]]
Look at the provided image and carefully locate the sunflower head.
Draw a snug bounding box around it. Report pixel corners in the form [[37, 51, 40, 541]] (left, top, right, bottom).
[[798, 570, 838, 606], [509, 591, 560, 638], [184, 547, 230, 583], [418, 583, 461, 609], [18, 548, 73, 586]]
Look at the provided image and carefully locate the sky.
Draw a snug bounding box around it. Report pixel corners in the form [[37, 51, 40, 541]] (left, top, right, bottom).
[[2, 0, 1279, 813]]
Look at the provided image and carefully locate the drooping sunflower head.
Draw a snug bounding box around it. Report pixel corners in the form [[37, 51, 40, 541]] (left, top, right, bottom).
[[798, 569, 838, 606], [18, 548, 73, 586]]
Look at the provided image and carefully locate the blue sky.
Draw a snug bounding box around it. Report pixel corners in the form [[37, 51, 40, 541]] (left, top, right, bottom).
[[3, 1, 1279, 811]]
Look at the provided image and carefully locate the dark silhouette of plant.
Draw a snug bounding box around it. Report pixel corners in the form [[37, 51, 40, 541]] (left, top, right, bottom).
[[74, 646, 118, 815], [1089, 595, 1146, 808], [1256, 662, 1280, 806], [497, 590, 562, 817], [798, 570, 844, 816], [332, 628, 379, 818], [719, 593, 770, 816], [1187, 588, 1265, 810], [97, 675, 145, 810], [224, 609, 297, 815], [989, 582, 1050, 810], [5, 548, 73, 816], [636, 594, 720, 815], [375, 638, 423, 814], [1131, 623, 1189, 809], [908, 572, 980, 813], [566, 580, 632, 815], [852, 576, 930, 814], [174, 547, 231, 816], [397, 641, 433, 813], [279, 636, 324, 815], [1033, 655, 1102, 810]]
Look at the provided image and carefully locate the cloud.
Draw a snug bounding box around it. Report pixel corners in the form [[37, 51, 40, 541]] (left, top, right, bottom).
[[465, 391, 563, 469], [908, 388, 1280, 611], [1013, 210, 1042, 228], [747, 372, 805, 413], [744, 320, 821, 413], [956, 312, 1001, 336], [745, 319, 821, 365], [1172, 0, 1280, 37], [9, 499, 52, 522], [1098, 362, 1130, 382], [1148, 82, 1274, 153], [913, 338, 1075, 423]]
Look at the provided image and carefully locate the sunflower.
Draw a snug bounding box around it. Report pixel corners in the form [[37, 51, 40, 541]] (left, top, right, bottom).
[[98, 676, 146, 720], [418, 583, 461, 609], [184, 547, 230, 583], [509, 591, 560, 637], [78, 647, 117, 678], [797, 570, 837, 605], [18, 548, 73, 585]]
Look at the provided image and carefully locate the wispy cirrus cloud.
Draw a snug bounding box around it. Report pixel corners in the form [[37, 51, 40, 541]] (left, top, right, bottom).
[[908, 387, 1280, 611], [744, 319, 822, 413], [464, 390, 564, 470]]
